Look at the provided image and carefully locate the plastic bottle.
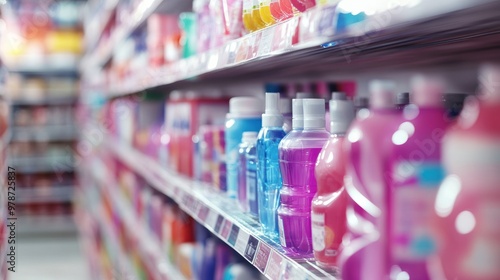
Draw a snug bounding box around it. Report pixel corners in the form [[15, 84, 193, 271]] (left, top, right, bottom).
[[278, 99, 330, 257], [257, 92, 287, 238], [435, 64, 500, 280], [245, 134, 259, 217], [388, 75, 450, 280], [259, 0, 275, 26], [251, 0, 266, 30], [270, 0, 286, 22], [340, 81, 401, 280], [238, 132, 258, 212], [280, 98, 293, 133], [225, 97, 264, 198], [312, 93, 355, 269], [242, 0, 257, 32], [278, 0, 295, 19]]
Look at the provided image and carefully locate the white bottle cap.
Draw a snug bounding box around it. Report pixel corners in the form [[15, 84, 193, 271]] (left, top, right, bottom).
[[292, 99, 304, 129], [331, 91, 347, 100], [296, 92, 313, 99], [411, 75, 444, 107], [280, 98, 292, 114], [262, 92, 284, 127], [303, 99, 326, 129], [228, 97, 264, 118], [479, 63, 500, 102], [330, 94, 355, 134], [241, 131, 258, 144], [369, 80, 396, 109]]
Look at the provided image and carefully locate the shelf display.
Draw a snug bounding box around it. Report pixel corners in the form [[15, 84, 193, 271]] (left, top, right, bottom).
[[70, 0, 500, 280]]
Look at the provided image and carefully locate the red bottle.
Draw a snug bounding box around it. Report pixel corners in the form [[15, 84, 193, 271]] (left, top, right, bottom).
[[312, 93, 354, 269]]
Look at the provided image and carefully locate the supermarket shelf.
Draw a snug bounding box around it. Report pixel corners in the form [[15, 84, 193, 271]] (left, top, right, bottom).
[[10, 159, 75, 174], [88, 157, 187, 280], [17, 215, 76, 235], [16, 186, 74, 204], [105, 139, 338, 280], [12, 125, 78, 142], [84, 0, 120, 52], [10, 96, 77, 106], [81, 0, 192, 71], [92, 0, 500, 97]]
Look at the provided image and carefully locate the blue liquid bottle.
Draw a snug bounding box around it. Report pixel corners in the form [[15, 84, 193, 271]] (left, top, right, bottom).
[[257, 92, 287, 239], [225, 97, 264, 198]]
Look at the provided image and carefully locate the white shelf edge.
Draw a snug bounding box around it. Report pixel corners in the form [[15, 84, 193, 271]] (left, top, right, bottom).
[[105, 139, 338, 280]]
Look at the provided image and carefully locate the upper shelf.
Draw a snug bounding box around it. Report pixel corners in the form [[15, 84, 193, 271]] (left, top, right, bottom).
[[82, 0, 500, 97], [104, 137, 338, 280], [81, 0, 192, 71]]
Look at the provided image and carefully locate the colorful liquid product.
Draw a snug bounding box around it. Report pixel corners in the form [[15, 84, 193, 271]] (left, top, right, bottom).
[[257, 92, 286, 238], [225, 97, 263, 198], [259, 0, 276, 26], [252, 0, 267, 29], [388, 76, 450, 279], [246, 135, 259, 217], [435, 64, 500, 280], [243, 0, 257, 32], [340, 81, 401, 280], [279, 0, 295, 19], [312, 93, 354, 269], [278, 99, 329, 257], [238, 132, 258, 212], [270, 0, 286, 22]]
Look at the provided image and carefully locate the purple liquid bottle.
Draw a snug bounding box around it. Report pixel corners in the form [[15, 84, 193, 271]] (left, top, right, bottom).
[[340, 81, 401, 280], [278, 99, 329, 257]]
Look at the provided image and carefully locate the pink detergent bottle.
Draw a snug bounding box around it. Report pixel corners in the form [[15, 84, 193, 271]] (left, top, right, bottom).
[[278, 99, 330, 257], [312, 93, 355, 269], [388, 75, 450, 280], [434, 64, 500, 280], [340, 81, 400, 280]]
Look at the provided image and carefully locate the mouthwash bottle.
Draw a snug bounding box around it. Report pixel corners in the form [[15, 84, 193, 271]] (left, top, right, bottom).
[[257, 92, 287, 239]]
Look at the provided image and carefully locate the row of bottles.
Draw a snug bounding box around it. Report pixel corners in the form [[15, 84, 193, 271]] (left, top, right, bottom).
[[226, 64, 500, 279]]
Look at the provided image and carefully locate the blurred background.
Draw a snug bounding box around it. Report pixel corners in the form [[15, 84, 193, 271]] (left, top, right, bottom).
[[0, 0, 499, 280]]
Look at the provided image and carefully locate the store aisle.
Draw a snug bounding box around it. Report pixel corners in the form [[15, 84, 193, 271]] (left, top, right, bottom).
[[10, 234, 89, 280]]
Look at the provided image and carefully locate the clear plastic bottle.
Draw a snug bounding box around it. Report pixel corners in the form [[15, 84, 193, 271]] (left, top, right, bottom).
[[257, 92, 287, 238], [312, 93, 355, 269], [278, 99, 330, 257], [246, 134, 259, 217], [238, 132, 258, 212]]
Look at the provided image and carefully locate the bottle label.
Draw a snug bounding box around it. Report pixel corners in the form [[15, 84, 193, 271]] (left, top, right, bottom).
[[391, 161, 444, 261], [312, 212, 325, 252], [278, 216, 286, 247], [246, 169, 257, 201]]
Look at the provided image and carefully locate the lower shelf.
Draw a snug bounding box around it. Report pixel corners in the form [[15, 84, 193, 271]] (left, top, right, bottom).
[[105, 139, 338, 280]]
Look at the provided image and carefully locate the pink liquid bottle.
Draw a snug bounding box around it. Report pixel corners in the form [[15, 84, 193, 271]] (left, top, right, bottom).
[[278, 99, 330, 257], [339, 81, 401, 280], [312, 93, 355, 269], [388, 75, 450, 280], [434, 64, 500, 280]]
